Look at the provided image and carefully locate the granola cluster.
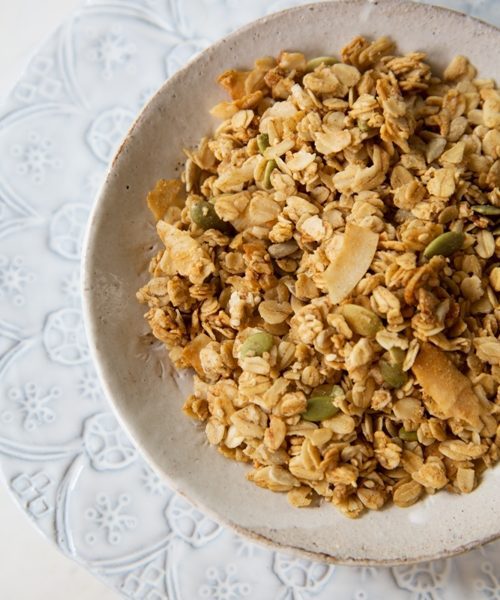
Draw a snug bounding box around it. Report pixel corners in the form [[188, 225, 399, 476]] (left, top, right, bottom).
[[137, 36, 500, 517]]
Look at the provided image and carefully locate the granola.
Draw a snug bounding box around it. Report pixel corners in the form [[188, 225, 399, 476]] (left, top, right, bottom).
[[137, 37, 500, 518]]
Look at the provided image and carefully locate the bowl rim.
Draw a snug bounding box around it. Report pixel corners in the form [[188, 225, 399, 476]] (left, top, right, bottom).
[[82, 0, 500, 566]]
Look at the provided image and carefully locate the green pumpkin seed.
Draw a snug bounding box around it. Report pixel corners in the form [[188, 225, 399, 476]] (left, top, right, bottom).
[[399, 428, 418, 442], [264, 159, 277, 189], [472, 204, 500, 216], [305, 56, 337, 72], [302, 396, 340, 422], [257, 133, 270, 154], [380, 360, 408, 389], [423, 231, 465, 259], [190, 201, 227, 231], [357, 119, 370, 132], [389, 347, 406, 365], [311, 383, 344, 398], [239, 331, 274, 357], [339, 304, 383, 337]]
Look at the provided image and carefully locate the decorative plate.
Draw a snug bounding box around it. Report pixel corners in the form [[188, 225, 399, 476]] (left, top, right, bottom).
[[0, 0, 499, 597]]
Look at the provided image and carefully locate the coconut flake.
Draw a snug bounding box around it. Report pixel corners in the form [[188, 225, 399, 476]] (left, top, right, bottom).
[[324, 223, 379, 304], [412, 343, 486, 431]]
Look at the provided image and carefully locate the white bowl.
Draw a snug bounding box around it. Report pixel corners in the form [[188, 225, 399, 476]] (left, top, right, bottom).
[[83, 0, 500, 565]]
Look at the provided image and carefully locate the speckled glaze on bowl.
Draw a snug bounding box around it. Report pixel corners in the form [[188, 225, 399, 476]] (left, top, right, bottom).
[[82, 0, 500, 565]]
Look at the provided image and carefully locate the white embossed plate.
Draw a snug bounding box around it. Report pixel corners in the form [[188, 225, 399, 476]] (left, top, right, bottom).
[[83, 0, 500, 567], [1, 0, 500, 597]]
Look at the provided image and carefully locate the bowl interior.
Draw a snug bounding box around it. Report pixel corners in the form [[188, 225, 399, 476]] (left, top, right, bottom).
[[83, 0, 500, 565]]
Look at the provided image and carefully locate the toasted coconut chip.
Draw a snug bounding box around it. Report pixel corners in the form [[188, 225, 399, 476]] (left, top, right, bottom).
[[147, 179, 184, 221], [412, 343, 486, 432], [324, 224, 379, 304]]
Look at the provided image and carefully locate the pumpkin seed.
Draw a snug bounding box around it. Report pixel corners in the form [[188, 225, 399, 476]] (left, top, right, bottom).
[[190, 200, 227, 231], [305, 56, 337, 72], [257, 133, 270, 154], [399, 428, 418, 441], [268, 240, 299, 259], [264, 159, 277, 189], [380, 360, 408, 389], [389, 347, 406, 365], [339, 304, 383, 337], [357, 119, 370, 132], [239, 331, 274, 357], [311, 383, 344, 398], [493, 226, 500, 236], [302, 396, 340, 422], [423, 231, 465, 259], [472, 204, 500, 216]]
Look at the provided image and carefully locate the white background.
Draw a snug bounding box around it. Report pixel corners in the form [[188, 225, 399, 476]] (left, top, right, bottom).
[[0, 1, 118, 598]]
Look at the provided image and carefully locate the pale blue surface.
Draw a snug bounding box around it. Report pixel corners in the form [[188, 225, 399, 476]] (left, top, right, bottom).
[[0, 1, 499, 598]]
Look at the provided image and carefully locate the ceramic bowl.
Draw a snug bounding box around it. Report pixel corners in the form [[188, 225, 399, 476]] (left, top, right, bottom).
[[82, 0, 500, 565]]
